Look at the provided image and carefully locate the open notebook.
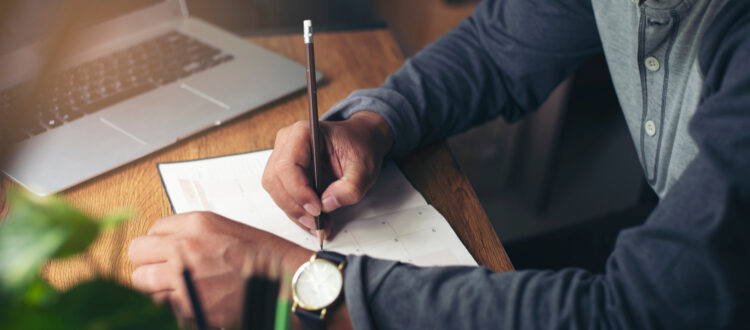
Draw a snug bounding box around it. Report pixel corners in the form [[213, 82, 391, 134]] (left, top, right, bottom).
[[157, 150, 477, 267]]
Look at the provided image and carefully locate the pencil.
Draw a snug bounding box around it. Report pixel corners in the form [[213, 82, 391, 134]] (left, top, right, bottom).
[[178, 249, 208, 330], [263, 256, 281, 330], [304, 19, 326, 250], [274, 273, 292, 330], [240, 253, 256, 330], [242, 250, 278, 330]]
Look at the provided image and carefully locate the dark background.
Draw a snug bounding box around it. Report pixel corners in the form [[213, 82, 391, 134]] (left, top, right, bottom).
[[185, 0, 385, 35]]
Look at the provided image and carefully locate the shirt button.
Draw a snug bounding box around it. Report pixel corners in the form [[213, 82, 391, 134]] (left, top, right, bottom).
[[645, 56, 660, 72], [645, 120, 657, 136]]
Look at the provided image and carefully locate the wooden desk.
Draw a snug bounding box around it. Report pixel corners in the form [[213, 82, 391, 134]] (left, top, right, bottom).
[[3, 29, 513, 290]]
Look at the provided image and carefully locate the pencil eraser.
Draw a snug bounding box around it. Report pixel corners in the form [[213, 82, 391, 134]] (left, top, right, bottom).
[[304, 19, 313, 43]]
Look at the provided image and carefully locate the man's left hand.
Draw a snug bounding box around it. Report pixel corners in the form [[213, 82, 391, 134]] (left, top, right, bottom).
[[128, 211, 311, 328]]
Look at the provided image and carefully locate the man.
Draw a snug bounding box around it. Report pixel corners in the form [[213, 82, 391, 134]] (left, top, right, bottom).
[[129, 0, 750, 328]]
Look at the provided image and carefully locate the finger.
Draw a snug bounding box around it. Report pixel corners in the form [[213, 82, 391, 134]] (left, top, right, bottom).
[[148, 211, 222, 236], [275, 159, 321, 215], [166, 290, 194, 320], [132, 262, 181, 293], [147, 213, 192, 236], [273, 125, 323, 216], [151, 283, 195, 320], [129, 235, 172, 266], [265, 174, 319, 231], [321, 163, 373, 212], [151, 291, 173, 305], [264, 126, 320, 218]]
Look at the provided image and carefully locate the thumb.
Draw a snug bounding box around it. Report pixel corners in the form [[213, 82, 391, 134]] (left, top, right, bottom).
[[320, 165, 372, 213]]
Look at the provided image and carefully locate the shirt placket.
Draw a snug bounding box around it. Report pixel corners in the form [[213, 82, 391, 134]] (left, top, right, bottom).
[[636, 4, 680, 184]]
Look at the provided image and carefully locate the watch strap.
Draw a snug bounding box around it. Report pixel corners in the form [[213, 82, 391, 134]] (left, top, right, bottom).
[[316, 250, 346, 265], [296, 307, 326, 330]]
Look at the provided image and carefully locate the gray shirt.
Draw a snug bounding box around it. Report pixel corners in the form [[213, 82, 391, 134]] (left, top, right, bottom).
[[323, 0, 750, 328]]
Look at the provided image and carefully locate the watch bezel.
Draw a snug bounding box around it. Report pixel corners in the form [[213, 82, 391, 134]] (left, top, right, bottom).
[[291, 255, 344, 311]]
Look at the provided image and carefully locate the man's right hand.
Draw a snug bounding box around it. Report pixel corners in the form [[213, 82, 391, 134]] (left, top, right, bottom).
[[262, 111, 394, 235]]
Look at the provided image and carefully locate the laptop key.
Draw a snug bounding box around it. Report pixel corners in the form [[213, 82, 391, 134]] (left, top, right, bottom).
[[77, 83, 155, 114], [1, 31, 233, 137]]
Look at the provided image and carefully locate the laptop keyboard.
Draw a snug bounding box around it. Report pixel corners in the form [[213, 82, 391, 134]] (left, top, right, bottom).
[[0, 31, 234, 143]]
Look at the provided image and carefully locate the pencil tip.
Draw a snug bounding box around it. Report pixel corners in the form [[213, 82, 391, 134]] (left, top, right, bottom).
[[317, 230, 325, 250]]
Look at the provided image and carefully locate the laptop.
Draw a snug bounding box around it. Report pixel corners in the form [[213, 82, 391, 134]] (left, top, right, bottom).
[[0, 0, 320, 196]]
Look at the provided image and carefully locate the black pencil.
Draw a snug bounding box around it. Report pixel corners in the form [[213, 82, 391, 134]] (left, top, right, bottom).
[[263, 257, 281, 330], [242, 252, 274, 330], [178, 250, 208, 330], [240, 253, 255, 330], [241, 250, 281, 330], [257, 251, 273, 330], [304, 19, 326, 250]]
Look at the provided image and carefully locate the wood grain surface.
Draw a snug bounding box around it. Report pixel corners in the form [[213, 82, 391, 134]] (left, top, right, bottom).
[[1, 29, 512, 291]]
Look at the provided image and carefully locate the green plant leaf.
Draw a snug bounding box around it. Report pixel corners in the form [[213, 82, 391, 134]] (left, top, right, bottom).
[[0, 292, 66, 330], [98, 209, 135, 231], [0, 189, 123, 291], [0, 188, 168, 329], [0, 198, 68, 290], [56, 279, 178, 330], [23, 277, 60, 307]]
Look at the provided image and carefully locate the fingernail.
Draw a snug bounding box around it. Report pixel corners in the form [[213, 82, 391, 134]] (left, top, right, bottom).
[[303, 203, 320, 216], [298, 215, 315, 228], [322, 196, 341, 212]]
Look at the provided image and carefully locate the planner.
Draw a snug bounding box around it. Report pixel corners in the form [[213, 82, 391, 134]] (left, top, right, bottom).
[[157, 150, 477, 267]]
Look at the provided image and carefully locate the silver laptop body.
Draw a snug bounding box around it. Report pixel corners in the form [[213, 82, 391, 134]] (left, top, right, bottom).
[[1, 0, 319, 195]]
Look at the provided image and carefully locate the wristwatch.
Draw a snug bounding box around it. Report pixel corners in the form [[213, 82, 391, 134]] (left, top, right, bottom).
[[291, 250, 346, 330]]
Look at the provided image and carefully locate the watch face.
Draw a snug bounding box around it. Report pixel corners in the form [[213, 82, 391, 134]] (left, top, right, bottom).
[[292, 258, 343, 310]]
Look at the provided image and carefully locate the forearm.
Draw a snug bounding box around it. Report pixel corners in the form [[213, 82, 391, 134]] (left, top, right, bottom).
[[341, 6, 750, 327], [344, 207, 748, 330], [323, 0, 601, 157]]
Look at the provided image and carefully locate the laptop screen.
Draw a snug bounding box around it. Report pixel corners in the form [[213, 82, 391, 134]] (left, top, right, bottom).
[[0, 0, 161, 55]]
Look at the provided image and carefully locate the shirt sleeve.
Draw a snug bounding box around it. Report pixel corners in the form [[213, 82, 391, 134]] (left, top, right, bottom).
[[321, 0, 602, 157], [341, 2, 750, 329]]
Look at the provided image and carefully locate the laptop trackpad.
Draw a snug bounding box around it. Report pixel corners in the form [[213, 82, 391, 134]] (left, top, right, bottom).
[[100, 85, 227, 145]]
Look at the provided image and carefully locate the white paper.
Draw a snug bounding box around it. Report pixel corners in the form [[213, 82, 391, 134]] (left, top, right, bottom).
[[157, 150, 477, 267]]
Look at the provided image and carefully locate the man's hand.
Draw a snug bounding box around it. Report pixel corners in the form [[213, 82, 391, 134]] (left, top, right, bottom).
[[262, 111, 394, 235], [128, 211, 311, 327]]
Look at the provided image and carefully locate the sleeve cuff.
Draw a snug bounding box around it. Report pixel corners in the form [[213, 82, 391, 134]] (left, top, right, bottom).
[[343, 255, 399, 330], [321, 88, 422, 158]]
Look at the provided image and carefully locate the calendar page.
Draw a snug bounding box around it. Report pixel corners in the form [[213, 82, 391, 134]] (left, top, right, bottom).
[[158, 149, 476, 267]]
